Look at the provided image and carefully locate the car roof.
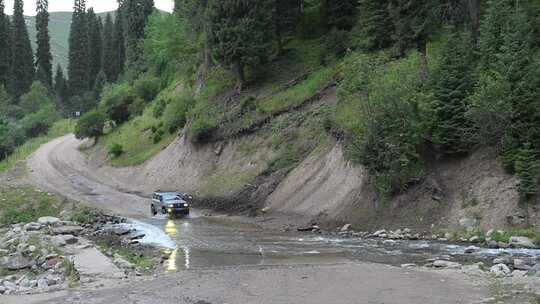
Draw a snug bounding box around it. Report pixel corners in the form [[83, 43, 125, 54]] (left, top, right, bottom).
[[154, 192, 179, 195]]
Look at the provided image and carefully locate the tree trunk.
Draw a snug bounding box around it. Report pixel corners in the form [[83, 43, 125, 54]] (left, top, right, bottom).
[[232, 60, 245, 92], [467, 0, 480, 43], [417, 40, 428, 83]]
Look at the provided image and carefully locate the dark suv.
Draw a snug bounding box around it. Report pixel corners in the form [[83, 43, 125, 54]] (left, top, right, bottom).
[[151, 192, 191, 217]]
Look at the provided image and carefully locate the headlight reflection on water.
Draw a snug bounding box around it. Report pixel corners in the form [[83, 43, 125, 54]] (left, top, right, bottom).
[[164, 219, 191, 271]]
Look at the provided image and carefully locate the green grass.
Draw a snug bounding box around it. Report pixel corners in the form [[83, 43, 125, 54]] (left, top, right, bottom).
[[0, 186, 67, 225], [489, 228, 540, 245], [101, 105, 176, 167], [0, 119, 75, 173]]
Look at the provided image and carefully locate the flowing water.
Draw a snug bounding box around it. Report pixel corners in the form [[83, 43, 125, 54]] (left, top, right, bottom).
[[123, 211, 540, 272]]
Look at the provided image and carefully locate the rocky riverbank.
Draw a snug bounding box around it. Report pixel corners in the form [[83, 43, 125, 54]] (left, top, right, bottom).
[[0, 211, 167, 296]]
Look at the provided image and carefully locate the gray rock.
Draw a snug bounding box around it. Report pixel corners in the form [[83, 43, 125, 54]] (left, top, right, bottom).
[[129, 232, 146, 240], [512, 270, 527, 278], [400, 263, 416, 269], [373, 229, 387, 237], [340, 224, 352, 232], [527, 263, 540, 277], [45, 275, 62, 286], [513, 259, 531, 270], [51, 226, 83, 235], [37, 217, 60, 226], [37, 278, 48, 290], [486, 229, 495, 238], [433, 260, 462, 269], [464, 246, 480, 254], [490, 263, 511, 277], [0, 285, 6, 294], [487, 241, 499, 249], [509, 236, 536, 248], [382, 240, 397, 246], [493, 256, 511, 265], [24, 222, 42, 231], [113, 254, 134, 270], [28, 245, 37, 253], [469, 236, 480, 243], [62, 235, 79, 245], [459, 217, 478, 231], [3, 280, 17, 291], [51, 236, 67, 247], [110, 227, 131, 236], [1, 254, 35, 270]]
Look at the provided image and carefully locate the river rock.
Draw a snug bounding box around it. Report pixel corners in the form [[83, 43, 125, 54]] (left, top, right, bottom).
[[37, 278, 48, 290], [51, 226, 83, 235], [433, 260, 462, 269], [401, 263, 416, 269], [1, 254, 35, 270], [24, 222, 42, 231], [464, 246, 480, 254], [487, 241, 499, 249], [509, 236, 536, 248], [469, 236, 480, 243], [527, 264, 540, 277], [373, 230, 387, 237], [513, 259, 531, 270], [490, 264, 511, 277], [38, 217, 60, 226], [340, 224, 352, 232], [113, 254, 134, 269], [493, 256, 511, 265], [0, 285, 6, 294], [512, 270, 527, 278], [52, 236, 67, 247], [459, 217, 478, 232], [62, 235, 79, 245], [498, 242, 510, 249], [3, 280, 17, 291]]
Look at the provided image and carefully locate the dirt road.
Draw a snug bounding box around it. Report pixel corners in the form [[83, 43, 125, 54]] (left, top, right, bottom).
[[19, 134, 493, 304]]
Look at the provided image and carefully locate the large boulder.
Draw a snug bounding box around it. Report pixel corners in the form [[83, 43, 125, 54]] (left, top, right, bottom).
[[38, 217, 60, 226], [509, 236, 536, 248], [490, 264, 511, 277], [513, 259, 531, 271], [1, 254, 35, 270], [433, 260, 462, 269], [24, 222, 42, 231], [51, 226, 83, 235]]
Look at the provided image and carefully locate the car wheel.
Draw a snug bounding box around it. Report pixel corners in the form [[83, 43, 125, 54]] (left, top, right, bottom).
[[151, 205, 157, 216]]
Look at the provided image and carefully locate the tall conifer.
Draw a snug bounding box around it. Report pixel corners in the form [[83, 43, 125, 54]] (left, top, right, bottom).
[[0, 0, 11, 90], [86, 8, 102, 89], [68, 0, 89, 97], [102, 13, 116, 82], [11, 0, 34, 98], [124, 0, 154, 69], [113, 3, 126, 79], [35, 0, 53, 88]]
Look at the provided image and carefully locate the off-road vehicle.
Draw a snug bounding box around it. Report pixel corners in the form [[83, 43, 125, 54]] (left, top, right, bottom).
[[151, 191, 191, 217]]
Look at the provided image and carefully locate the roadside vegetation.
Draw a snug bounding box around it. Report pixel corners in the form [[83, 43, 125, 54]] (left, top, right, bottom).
[[0, 186, 67, 225]]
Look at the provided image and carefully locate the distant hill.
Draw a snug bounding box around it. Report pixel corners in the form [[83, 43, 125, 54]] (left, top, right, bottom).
[[24, 11, 116, 71]]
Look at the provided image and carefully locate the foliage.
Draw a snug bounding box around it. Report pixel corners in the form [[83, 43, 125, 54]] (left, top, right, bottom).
[[68, 0, 89, 96], [162, 95, 195, 134], [353, 0, 393, 51], [189, 118, 217, 143], [0, 0, 10, 90], [108, 142, 124, 158], [19, 82, 53, 114], [20, 103, 59, 138], [324, 28, 350, 57], [0, 186, 65, 225], [337, 52, 425, 200], [10, 0, 35, 98], [74, 110, 105, 139], [208, 0, 275, 87], [99, 83, 137, 123], [69, 206, 99, 224], [86, 8, 103, 90], [425, 30, 476, 154], [144, 11, 198, 81], [323, 0, 358, 30], [132, 74, 161, 102], [35, 0, 53, 88]]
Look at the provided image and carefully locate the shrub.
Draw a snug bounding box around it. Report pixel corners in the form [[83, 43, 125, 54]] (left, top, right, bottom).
[[133, 75, 161, 102], [152, 97, 167, 118], [19, 82, 52, 115], [99, 84, 138, 124], [240, 96, 257, 114], [20, 103, 59, 138], [70, 207, 99, 224], [75, 110, 106, 139], [108, 143, 124, 158], [325, 29, 350, 57], [189, 118, 217, 143], [163, 95, 195, 134]]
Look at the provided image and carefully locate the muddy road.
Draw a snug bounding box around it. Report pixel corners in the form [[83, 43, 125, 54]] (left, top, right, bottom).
[[20, 135, 499, 303]]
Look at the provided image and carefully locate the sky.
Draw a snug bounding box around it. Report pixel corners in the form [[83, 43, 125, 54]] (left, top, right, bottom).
[[4, 0, 173, 16]]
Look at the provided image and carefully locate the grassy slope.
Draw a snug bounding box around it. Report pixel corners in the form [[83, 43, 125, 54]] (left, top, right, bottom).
[[0, 119, 75, 172]]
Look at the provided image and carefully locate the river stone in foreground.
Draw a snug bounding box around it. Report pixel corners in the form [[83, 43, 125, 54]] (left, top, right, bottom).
[[38, 217, 60, 225], [509, 236, 536, 248]]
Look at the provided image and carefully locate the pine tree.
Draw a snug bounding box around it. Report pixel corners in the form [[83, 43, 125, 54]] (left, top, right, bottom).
[[11, 0, 35, 98], [68, 0, 89, 97], [515, 143, 540, 203], [54, 65, 69, 112], [35, 0, 53, 88], [355, 0, 393, 51], [274, 0, 302, 54], [208, 0, 274, 90], [86, 8, 103, 89], [478, 0, 513, 72], [323, 0, 358, 31], [0, 0, 11, 90], [102, 13, 116, 82], [113, 4, 126, 79], [124, 0, 154, 70], [429, 30, 476, 153]]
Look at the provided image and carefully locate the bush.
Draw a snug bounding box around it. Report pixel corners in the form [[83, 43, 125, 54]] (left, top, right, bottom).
[[240, 96, 257, 114], [189, 118, 217, 143], [20, 103, 59, 138], [75, 110, 106, 139], [133, 75, 161, 102], [19, 82, 52, 115], [108, 142, 124, 158], [99, 84, 138, 123], [325, 29, 350, 57], [163, 95, 195, 134], [152, 97, 167, 118]]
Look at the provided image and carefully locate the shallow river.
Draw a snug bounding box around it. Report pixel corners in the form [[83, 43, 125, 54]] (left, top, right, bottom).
[[125, 212, 540, 272]]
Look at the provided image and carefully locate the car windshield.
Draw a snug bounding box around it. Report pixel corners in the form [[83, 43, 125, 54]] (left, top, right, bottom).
[[163, 194, 180, 201]]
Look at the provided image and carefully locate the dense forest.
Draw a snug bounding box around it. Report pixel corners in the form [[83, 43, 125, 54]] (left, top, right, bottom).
[[1, 0, 540, 205]]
